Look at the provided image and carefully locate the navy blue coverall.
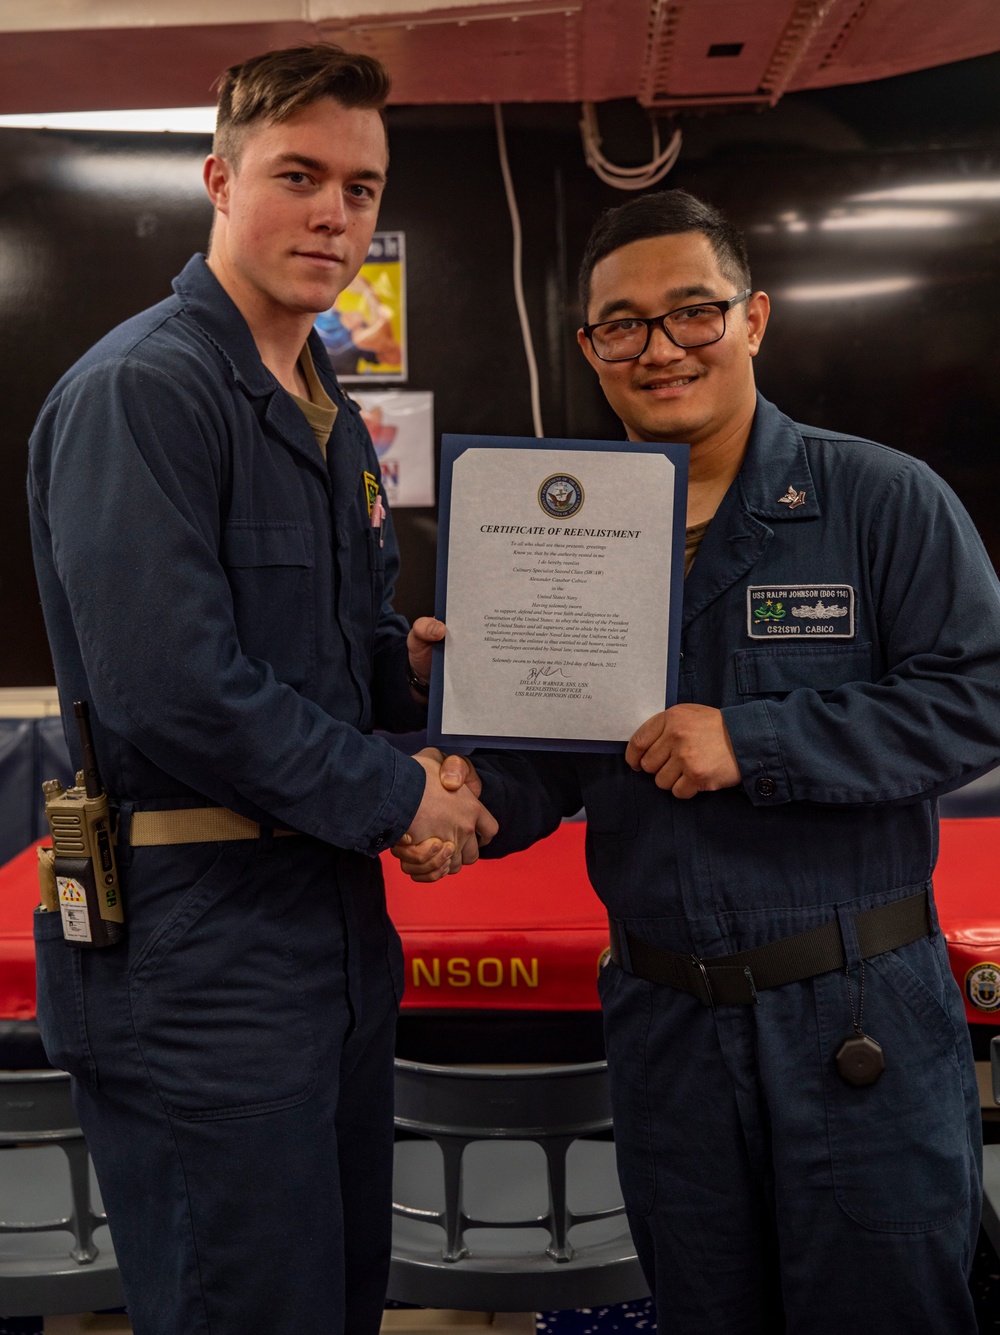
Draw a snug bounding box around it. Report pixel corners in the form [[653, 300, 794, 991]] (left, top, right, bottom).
[[475, 395, 1000, 1334], [27, 256, 428, 1335]]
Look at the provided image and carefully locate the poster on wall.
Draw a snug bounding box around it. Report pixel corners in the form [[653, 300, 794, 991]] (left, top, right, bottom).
[[353, 390, 435, 508], [315, 231, 406, 382]]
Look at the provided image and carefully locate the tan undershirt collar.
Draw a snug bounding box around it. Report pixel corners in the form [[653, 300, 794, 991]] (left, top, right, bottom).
[[289, 342, 338, 456], [684, 519, 711, 577]]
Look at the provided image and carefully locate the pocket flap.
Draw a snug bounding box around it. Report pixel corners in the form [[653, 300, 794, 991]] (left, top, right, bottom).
[[734, 642, 872, 694], [222, 522, 313, 568]]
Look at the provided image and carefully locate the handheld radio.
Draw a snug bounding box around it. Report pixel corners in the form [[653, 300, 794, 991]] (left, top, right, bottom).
[[42, 701, 125, 948]]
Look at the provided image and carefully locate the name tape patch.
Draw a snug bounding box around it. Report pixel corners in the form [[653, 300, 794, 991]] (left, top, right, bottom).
[[747, 585, 855, 639]]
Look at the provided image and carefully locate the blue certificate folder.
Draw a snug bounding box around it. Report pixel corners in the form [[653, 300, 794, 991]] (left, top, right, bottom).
[[427, 433, 689, 754]]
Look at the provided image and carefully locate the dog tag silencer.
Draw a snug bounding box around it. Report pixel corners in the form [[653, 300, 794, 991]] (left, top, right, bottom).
[[835, 1033, 885, 1087]]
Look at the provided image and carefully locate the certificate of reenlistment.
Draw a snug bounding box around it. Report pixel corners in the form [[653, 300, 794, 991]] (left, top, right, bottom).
[[427, 434, 688, 753]]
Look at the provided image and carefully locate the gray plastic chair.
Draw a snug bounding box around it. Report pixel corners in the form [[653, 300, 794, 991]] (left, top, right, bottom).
[[389, 1058, 649, 1312], [0, 1069, 124, 1317]]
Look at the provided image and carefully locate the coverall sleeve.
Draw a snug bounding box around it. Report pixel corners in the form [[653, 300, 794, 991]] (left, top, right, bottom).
[[369, 614, 425, 734], [474, 750, 582, 857], [29, 358, 426, 853], [722, 458, 1000, 806]]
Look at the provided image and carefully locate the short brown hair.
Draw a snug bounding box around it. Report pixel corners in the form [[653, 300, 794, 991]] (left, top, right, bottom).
[[214, 43, 391, 166]]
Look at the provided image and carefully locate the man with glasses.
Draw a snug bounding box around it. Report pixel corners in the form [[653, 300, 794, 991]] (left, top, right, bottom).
[[397, 189, 1000, 1332]]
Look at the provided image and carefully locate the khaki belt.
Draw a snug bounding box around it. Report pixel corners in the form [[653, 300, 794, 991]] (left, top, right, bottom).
[[129, 807, 297, 847], [608, 890, 930, 1008]]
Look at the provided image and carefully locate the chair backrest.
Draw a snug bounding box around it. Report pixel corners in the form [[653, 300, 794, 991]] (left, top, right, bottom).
[[0, 1069, 81, 1142], [393, 1058, 612, 1138], [392, 1058, 620, 1267], [0, 1068, 105, 1266]]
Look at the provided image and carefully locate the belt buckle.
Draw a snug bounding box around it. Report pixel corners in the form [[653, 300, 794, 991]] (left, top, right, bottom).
[[690, 955, 716, 1010]]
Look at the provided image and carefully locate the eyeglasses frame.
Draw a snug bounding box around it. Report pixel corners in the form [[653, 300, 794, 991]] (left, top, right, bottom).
[[582, 289, 753, 362]]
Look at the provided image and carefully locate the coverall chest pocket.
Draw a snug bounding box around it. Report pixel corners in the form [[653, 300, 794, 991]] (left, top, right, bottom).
[[730, 642, 872, 704], [223, 521, 316, 689]]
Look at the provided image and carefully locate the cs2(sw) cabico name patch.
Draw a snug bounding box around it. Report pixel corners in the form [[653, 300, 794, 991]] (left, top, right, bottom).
[[746, 585, 855, 639]]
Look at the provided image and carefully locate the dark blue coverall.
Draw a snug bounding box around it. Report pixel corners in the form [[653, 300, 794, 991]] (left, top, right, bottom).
[[475, 395, 1000, 1334], [27, 255, 428, 1335]]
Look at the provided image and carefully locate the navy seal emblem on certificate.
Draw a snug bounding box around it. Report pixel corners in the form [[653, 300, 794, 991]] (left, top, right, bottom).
[[538, 473, 584, 520], [747, 585, 855, 638]]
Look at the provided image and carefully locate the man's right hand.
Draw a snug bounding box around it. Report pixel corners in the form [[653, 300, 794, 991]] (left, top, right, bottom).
[[401, 750, 493, 881]]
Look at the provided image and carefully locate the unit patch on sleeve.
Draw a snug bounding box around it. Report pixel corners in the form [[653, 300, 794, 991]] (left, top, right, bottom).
[[747, 585, 855, 638]]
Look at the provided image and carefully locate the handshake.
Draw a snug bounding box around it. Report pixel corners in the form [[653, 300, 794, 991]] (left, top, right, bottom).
[[393, 747, 492, 883], [395, 615, 744, 884], [397, 617, 494, 883]]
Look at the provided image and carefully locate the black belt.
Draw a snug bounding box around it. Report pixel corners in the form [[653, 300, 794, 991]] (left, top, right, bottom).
[[607, 890, 931, 1008]]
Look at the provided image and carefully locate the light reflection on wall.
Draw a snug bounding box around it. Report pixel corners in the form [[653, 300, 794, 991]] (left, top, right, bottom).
[[781, 277, 921, 302], [0, 228, 46, 318], [850, 181, 1000, 203], [818, 207, 959, 231], [752, 207, 962, 234]]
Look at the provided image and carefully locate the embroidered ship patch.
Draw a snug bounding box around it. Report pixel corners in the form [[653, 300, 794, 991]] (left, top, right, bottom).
[[746, 585, 855, 638]]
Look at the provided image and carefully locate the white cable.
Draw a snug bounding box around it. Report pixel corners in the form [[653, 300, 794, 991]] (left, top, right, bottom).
[[582, 105, 676, 175], [579, 102, 682, 191], [583, 123, 682, 187], [493, 104, 544, 439], [581, 103, 682, 185]]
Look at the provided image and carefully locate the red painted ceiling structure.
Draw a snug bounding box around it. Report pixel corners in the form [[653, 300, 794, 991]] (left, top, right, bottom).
[[0, 0, 998, 114]]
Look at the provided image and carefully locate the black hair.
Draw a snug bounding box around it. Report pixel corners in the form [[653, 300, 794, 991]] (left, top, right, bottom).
[[578, 189, 751, 318]]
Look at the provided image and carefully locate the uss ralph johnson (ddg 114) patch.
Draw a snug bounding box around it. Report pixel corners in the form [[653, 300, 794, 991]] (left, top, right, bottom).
[[746, 585, 855, 639]]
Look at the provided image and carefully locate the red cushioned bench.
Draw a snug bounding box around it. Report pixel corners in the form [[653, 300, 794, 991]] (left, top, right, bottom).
[[3, 819, 998, 1030]]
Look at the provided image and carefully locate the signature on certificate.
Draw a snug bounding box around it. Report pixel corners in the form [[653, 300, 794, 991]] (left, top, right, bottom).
[[526, 664, 574, 683]]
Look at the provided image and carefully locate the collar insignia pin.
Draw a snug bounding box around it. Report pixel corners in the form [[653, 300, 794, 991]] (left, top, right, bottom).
[[778, 487, 806, 510]]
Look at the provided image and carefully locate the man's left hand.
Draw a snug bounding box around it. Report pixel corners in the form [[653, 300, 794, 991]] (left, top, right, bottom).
[[391, 750, 482, 882], [407, 617, 445, 691], [625, 704, 741, 799]]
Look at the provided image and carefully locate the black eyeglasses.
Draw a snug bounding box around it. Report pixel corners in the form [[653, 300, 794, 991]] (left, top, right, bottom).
[[583, 290, 752, 362]]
